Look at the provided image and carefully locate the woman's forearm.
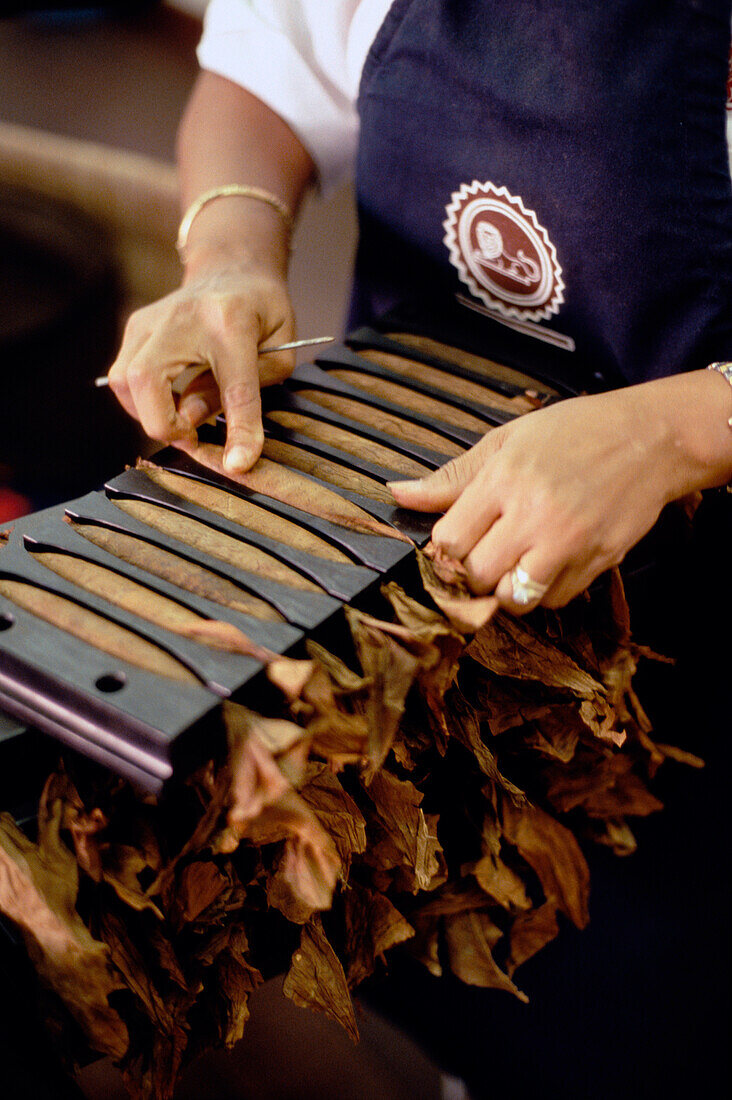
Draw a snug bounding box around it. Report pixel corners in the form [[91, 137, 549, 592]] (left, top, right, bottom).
[[176, 71, 316, 280]]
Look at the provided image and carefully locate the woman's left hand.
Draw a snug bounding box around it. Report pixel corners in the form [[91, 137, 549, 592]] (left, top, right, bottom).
[[389, 381, 715, 613]]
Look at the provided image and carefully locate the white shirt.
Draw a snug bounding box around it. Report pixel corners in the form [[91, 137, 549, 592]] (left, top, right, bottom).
[[198, 0, 732, 192], [198, 0, 393, 191]]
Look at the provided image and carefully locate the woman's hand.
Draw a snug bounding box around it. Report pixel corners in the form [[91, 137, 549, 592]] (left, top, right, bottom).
[[389, 373, 732, 613], [107, 263, 296, 474]]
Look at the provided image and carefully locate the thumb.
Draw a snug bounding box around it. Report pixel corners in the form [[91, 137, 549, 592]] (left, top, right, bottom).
[[388, 431, 502, 512]]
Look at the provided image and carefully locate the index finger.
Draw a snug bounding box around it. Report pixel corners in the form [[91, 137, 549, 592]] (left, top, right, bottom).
[[216, 341, 265, 473]]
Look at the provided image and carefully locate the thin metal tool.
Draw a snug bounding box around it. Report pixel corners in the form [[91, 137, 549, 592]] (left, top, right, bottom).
[[93, 336, 335, 387]]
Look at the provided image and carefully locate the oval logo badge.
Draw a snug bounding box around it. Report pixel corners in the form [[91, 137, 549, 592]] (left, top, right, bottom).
[[443, 181, 564, 322]]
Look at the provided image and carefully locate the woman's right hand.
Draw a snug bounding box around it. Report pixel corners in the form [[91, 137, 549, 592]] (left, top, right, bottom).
[[107, 261, 296, 474]]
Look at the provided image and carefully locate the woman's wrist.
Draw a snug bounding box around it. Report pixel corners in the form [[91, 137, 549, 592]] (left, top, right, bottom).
[[640, 369, 732, 498]]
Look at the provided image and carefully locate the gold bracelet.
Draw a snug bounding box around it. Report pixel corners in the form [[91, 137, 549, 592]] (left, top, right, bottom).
[[707, 361, 732, 428], [176, 184, 294, 260]]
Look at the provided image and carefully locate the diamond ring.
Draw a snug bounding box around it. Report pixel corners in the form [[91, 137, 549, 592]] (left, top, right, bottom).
[[508, 564, 549, 606]]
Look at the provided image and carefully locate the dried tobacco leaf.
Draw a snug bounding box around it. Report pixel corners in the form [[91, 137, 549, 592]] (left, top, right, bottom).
[[283, 916, 359, 1042], [137, 462, 352, 564], [299, 764, 367, 877], [500, 796, 590, 929], [111, 496, 324, 592], [219, 702, 293, 839], [356, 347, 539, 415], [347, 614, 421, 779], [97, 908, 183, 1047], [327, 368, 495, 434], [29, 549, 273, 662], [444, 909, 528, 1002], [296, 387, 466, 458], [262, 437, 397, 505], [364, 770, 446, 894], [376, 584, 466, 731], [467, 850, 532, 912], [544, 753, 664, 820], [0, 789, 129, 1060], [266, 409, 432, 478], [417, 547, 499, 633], [342, 883, 414, 986], [442, 685, 526, 805], [66, 518, 285, 622], [171, 441, 412, 542], [468, 611, 605, 696], [218, 759, 341, 923], [383, 331, 558, 395], [210, 929, 263, 1047], [506, 900, 560, 976], [0, 576, 199, 683]]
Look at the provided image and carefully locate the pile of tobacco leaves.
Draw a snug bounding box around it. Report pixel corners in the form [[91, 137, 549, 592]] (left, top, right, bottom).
[[0, 551, 701, 1100]]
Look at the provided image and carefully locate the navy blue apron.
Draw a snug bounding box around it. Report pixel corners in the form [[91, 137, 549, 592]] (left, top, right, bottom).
[[353, 5, 732, 1098], [352, 0, 732, 388]]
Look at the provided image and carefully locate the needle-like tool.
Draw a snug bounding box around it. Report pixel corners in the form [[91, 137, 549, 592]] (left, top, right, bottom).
[[93, 335, 335, 387]]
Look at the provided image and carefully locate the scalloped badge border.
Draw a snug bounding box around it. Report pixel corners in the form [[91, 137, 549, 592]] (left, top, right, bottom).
[[443, 180, 565, 323]]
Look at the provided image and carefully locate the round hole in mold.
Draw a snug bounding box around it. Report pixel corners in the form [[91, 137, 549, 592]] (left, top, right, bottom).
[[95, 672, 126, 694], [0, 611, 14, 631]]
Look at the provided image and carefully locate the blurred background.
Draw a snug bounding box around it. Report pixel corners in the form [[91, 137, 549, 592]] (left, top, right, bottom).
[[0, 0, 357, 521]]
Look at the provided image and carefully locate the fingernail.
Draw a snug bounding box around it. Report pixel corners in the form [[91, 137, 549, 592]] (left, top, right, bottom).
[[224, 444, 253, 473], [179, 396, 210, 426], [386, 479, 421, 492]]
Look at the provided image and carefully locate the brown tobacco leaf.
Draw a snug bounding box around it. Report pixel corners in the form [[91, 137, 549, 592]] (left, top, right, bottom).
[[176, 861, 232, 924], [296, 387, 466, 458], [364, 770, 446, 894], [521, 705, 583, 763], [449, 686, 527, 804], [347, 613, 422, 779], [111, 496, 325, 593], [66, 517, 285, 622], [171, 441, 412, 542], [137, 461, 352, 564], [29, 549, 273, 663], [444, 910, 528, 1002], [418, 548, 499, 633], [378, 584, 465, 705], [271, 650, 371, 770], [462, 811, 531, 912], [544, 753, 664, 820], [383, 330, 558, 396], [219, 703, 292, 840], [406, 910, 443, 976], [211, 930, 263, 1048], [268, 835, 337, 924], [0, 576, 199, 684], [507, 900, 560, 976], [500, 797, 590, 929], [98, 908, 183, 1045], [224, 765, 341, 922], [590, 817, 639, 857], [299, 765, 367, 877], [266, 409, 432, 479], [328, 368, 497, 434], [262, 437, 397, 505], [267, 654, 320, 702], [468, 611, 604, 697], [283, 915, 359, 1042], [356, 347, 538, 416], [468, 851, 532, 912], [343, 883, 414, 986], [0, 804, 129, 1060]]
